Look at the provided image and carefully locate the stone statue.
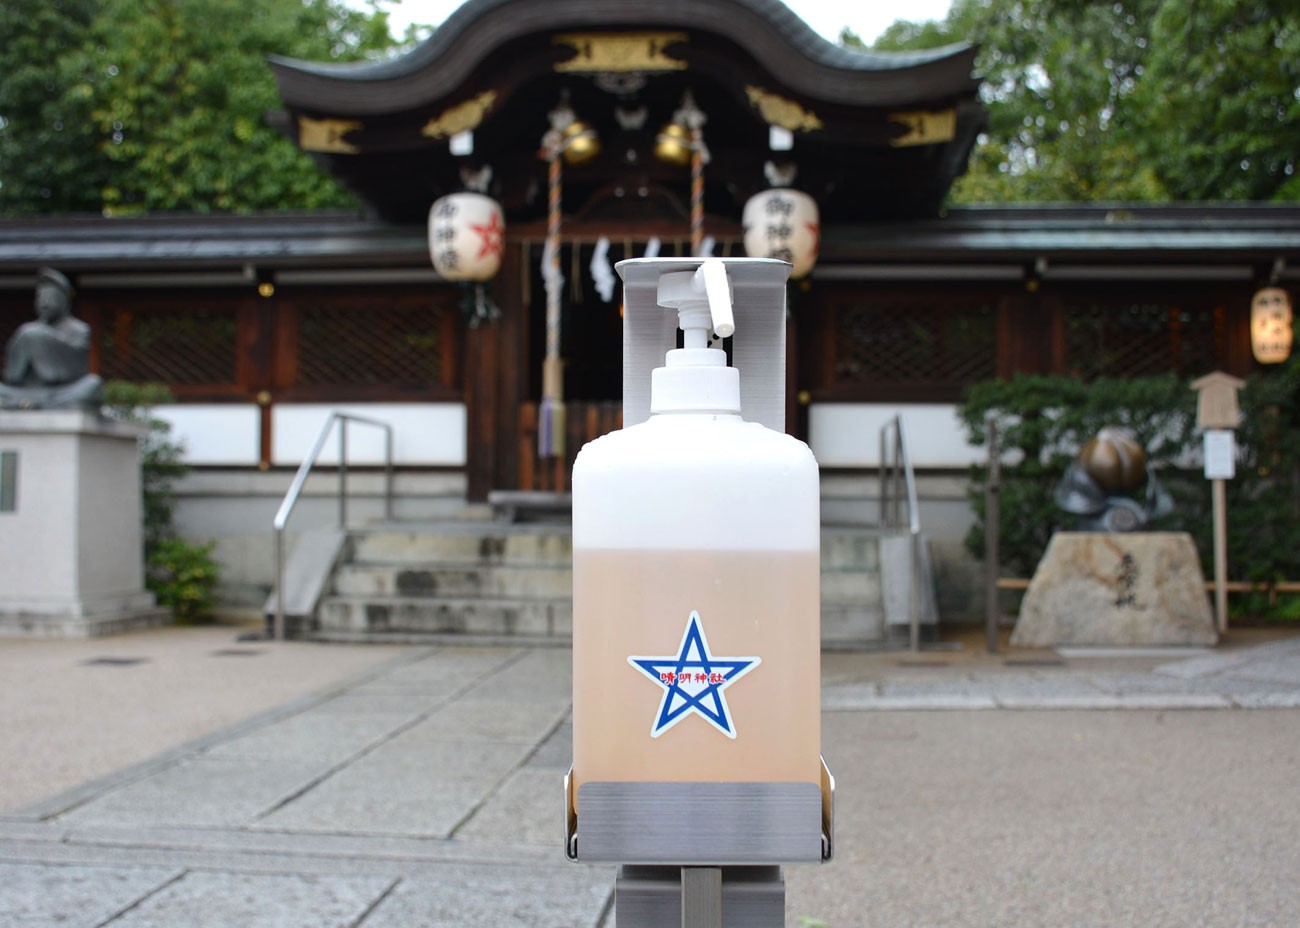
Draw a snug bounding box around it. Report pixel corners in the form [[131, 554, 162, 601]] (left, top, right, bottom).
[[1054, 427, 1173, 532], [1, 268, 103, 411]]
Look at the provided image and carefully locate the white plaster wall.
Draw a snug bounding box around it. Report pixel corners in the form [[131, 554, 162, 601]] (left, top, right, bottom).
[[271, 403, 467, 467], [808, 403, 983, 468], [155, 404, 260, 466]]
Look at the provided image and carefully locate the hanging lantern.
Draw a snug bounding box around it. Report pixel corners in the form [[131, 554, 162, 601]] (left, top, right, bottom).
[[742, 188, 819, 279], [427, 192, 505, 282], [1251, 286, 1293, 364]]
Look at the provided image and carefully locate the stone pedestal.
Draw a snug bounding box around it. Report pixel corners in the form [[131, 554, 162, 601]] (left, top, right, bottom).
[[0, 411, 170, 637], [1012, 532, 1216, 648]]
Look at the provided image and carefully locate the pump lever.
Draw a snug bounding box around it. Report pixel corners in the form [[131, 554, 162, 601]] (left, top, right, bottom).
[[696, 260, 734, 339]]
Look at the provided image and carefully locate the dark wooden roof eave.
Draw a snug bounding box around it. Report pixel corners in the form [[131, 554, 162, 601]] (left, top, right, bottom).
[[268, 0, 979, 116], [820, 204, 1300, 266], [6, 205, 1298, 279]]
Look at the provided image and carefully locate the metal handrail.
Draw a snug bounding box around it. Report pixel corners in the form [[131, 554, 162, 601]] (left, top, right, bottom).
[[271, 412, 393, 640], [879, 415, 924, 651]]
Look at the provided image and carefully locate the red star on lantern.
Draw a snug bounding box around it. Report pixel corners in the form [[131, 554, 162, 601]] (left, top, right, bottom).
[[805, 220, 821, 259], [470, 212, 504, 260]]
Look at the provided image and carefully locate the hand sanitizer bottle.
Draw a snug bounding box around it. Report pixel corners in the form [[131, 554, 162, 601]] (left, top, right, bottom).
[[571, 258, 821, 799]]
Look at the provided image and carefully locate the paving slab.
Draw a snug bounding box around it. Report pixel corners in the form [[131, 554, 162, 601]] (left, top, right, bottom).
[[0, 862, 180, 928], [255, 739, 534, 838], [454, 767, 564, 846], [58, 756, 327, 829], [359, 866, 611, 928], [103, 871, 397, 928], [4, 627, 1300, 928]]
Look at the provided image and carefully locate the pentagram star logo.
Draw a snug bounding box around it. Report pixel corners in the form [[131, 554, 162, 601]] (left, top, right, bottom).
[[628, 611, 761, 739], [469, 212, 504, 259]]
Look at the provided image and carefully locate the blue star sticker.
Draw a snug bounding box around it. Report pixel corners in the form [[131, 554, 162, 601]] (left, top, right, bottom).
[[628, 611, 761, 739]]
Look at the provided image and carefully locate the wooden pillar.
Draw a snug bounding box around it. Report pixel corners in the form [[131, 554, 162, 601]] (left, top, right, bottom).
[[466, 241, 527, 501], [465, 321, 501, 502]]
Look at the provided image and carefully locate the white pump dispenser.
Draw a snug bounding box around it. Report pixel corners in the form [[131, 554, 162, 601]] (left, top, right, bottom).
[[571, 257, 822, 806], [650, 261, 740, 416]]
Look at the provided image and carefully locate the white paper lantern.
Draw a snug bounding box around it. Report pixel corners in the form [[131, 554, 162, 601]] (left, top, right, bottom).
[[428, 192, 505, 282], [742, 188, 819, 279], [1251, 286, 1293, 364]]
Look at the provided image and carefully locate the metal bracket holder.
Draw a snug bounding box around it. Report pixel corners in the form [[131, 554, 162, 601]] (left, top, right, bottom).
[[565, 756, 834, 865]]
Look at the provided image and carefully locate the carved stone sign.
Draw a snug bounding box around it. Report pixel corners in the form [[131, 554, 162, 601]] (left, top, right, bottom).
[[1011, 532, 1217, 647]]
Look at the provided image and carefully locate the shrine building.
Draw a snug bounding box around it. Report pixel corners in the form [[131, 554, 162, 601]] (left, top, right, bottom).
[[2, 0, 1299, 616]]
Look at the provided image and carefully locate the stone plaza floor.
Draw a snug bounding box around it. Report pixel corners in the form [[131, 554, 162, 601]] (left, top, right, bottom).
[[2, 625, 1298, 926]]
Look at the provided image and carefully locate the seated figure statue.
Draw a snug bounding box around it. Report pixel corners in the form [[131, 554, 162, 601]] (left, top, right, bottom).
[[1, 267, 103, 411]]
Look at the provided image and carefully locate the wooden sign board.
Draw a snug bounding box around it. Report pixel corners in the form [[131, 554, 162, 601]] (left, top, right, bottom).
[[1190, 371, 1245, 430]]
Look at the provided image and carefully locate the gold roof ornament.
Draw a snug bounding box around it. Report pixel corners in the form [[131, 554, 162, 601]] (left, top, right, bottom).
[[421, 92, 498, 140], [888, 109, 957, 147], [553, 32, 688, 73], [744, 87, 822, 133], [297, 116, 363, 153]]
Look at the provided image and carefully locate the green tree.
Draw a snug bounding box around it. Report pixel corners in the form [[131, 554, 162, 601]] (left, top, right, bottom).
[[1131, 2, 1300, 201], [0, 0, 398, 216], [863, 0, 1300, 204], [0, 0, 110, 213]]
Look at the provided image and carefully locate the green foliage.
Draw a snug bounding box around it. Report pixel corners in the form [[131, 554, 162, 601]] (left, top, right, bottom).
[[860, 0, 1300, 204], [1131, 2, 1300, 201], [103, 380, 188, 548], [0, 0, 399, 216], [1220, 356, 1300, 592], [0, 0, 110, 213], [148, 538, 221, 624], [960, 366, 1300, 617], [103, 380, 221, 622], [960, 374, 1198, 576]]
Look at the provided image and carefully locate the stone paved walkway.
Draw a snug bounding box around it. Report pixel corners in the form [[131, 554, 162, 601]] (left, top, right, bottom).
[[2, 629, 1298, 926]]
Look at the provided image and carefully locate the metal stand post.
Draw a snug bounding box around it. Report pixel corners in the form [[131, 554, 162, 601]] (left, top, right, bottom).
[[614, 866, 786, 927], [681, 868, 722, 928]]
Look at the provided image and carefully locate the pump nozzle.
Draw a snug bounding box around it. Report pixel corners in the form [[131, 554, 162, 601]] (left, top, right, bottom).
[[698, 260, 734, 338], [657, 258, 735, 342]]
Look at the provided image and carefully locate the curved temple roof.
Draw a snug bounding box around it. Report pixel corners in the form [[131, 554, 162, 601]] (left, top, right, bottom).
[[270, 0, 979, 112], [267, 0, 984, 223]]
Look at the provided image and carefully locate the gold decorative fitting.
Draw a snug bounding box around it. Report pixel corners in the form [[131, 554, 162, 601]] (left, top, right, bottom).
[[297, 116, 363, 153], [421, 91, 498, 140], [553, 32, 688, 73], [887, 109, 957, 147], [654, 122, 692, 166], [561, 120, 601, 165], [744, 87, 822, 132]]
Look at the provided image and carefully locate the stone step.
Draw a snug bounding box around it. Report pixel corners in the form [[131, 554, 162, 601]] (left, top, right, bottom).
[[350, 529, 573, 566], [822, 604, 887, 646], [349, 527, 882, 568], [331, 561, 878, 604], [317, 596, 572, 638], [313, 525, 895, 644], [316, 594, 883, 647], [332, 563, 574, 599]]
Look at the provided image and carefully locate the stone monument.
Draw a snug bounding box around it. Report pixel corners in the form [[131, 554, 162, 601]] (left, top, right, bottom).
[[1012, 428, 1216, 648], [0, 268, 169, 637]]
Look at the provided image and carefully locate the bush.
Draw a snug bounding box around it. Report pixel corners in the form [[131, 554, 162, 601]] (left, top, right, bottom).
[[959, 366, 1300, 618], [148, 539, 221, 624], [104, 380, 222, 622]]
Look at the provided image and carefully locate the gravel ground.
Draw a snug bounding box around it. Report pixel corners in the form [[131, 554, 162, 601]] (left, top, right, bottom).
[[786, 709, 1300, 928], [0, 623, 412, 813]]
